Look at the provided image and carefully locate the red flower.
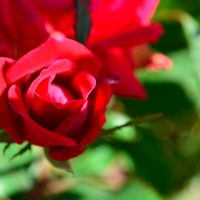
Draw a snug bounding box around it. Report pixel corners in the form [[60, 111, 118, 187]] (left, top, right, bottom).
[[87, 0, 171, 98], [0, 0, 172, 99], [29, 0, 171, 99], [0, 37, 111, 161]]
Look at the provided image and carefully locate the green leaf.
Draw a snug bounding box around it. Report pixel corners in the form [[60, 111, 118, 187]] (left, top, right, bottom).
[[9, 143, 31, 161], [3, 143, 11, 156], [44, 148, 73, 174], [75, 0, 91, 44]]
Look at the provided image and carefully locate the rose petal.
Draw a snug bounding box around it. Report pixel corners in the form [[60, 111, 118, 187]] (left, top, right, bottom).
[[48, 83, 75, 105], [30, 93, 72, 131], [79, 113, 106, 146], [101, 23, 163, 48], [0, 58, 23, 143], [58, 101, 88, 136], [49, 145, 84, 161], [87, 0, 160, 44], [0, 0, 48, 58], [107, 47, 146, 99], [8, 84, 76, 147], [133, 0, 160, 24], [25, 59, 78, 110], [74, 57, 101, 79], [57, 82, 111, 141], [31, 93, 85, 133], [91, 44, 118, 82], [87, 81, 112, 126], [92, 24, 163, 99], [30, 0, 76, 40], [5, 37, 101, 84], [21, 117, 56, 146], [71, 71, 96, 100]]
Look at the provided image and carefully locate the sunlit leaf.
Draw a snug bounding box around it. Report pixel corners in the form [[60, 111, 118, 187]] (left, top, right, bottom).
[[3, 143, 11, 156]]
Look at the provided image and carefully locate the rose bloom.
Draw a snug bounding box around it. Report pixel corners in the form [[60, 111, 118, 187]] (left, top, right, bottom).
[[0, 0, 172, 99], [29, 0, 172, 98], [0, 37, 111, 161]]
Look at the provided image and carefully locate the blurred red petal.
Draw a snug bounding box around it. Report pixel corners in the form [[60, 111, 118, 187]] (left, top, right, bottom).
[[108, 48, 146, 99], [101, 23, 163, 48], [0, 0, 49, 58], [88, 0, 160, 44], [147, 53, 173, 70]]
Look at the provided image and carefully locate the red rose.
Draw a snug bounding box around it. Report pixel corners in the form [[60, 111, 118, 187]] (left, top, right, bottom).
[[28, 0, 171, 99], [0, 37, 111, 161], [0, 0, 172, 100], [87, 0, 167, 98]]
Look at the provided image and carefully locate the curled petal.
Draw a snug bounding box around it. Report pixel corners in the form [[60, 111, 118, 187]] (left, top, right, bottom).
[[0, 0, 49, 58], [30, 93, 73, 131], [8, 84, 76, 147], [71, 71, 96, 100], [68, 82, 111, 144], [5, 37, 101, 84], [0, 58, 23, 143], [58, 101, 88, 136], [25, 59, 79, 110]]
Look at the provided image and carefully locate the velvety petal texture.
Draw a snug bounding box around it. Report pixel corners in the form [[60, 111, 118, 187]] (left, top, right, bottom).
[[0, 58, 24, 143], [88, 0, 161, 44], [0, 37, 111, 161], [0, 0, 49, 58]]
